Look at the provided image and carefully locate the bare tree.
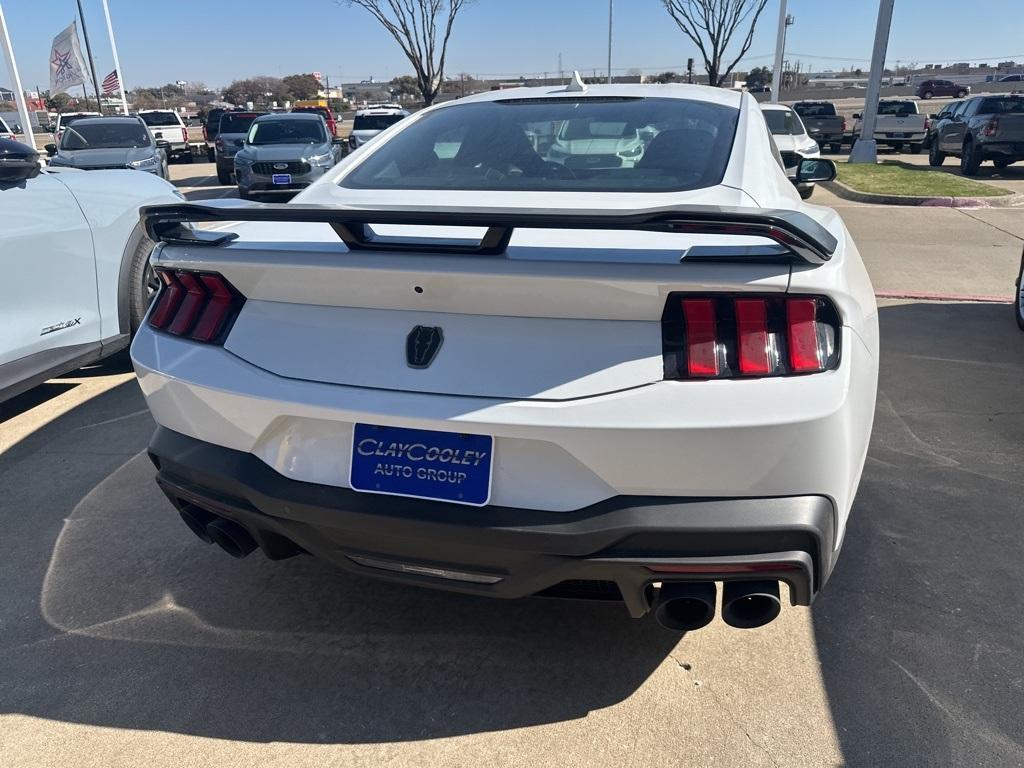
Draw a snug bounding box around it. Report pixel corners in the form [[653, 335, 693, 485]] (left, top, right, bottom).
[[661, 0, 769, 88], [340, 0, 470, 105]]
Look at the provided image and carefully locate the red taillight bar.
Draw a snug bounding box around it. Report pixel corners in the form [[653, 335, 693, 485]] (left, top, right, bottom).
[[682, 299, 719, 377], [147, 269, 244, 344]]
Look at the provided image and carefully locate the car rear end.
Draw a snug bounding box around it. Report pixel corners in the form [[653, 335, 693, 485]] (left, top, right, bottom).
[[974, 96, 1024, 164], [349, 106, 407, 151], [214, 112, 261, 179], [139, 110, 190, 160], [792, 103, 845, 149], [872, 101, 927, 149], [132, 87, 878, 630]]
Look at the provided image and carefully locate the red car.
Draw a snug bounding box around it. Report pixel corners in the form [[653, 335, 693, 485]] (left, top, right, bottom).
[[291, 106, 337, 137]]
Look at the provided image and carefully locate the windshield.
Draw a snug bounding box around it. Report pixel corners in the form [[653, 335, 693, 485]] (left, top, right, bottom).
[[878, 102, 916, 116], [219, 113, 260, 133], [763, 109, 804, 135], [354, 113, 405, 131], [60, 122, 151, 150], [793, 104, 836, 117], [979, 97, 1024, 114], [139, 112, 181, 127], [247, 119, 326, 145], [342, 97, 738, 193]]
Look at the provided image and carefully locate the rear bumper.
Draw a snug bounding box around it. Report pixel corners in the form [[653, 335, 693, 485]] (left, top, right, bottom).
[[874, 132, 926, 143], [980, 141, 1024, 158], [150, 427, 837, 617]]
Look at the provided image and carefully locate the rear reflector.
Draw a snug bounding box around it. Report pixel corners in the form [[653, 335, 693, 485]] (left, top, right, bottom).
[[646, 562, 801, 574], [662, 294, 839, 379], [148, 269, 244, 344]]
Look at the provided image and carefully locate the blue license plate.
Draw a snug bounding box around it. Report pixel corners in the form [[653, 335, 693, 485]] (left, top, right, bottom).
[[271, 173, 291, 185], [891, 133, 906, 138], [350, 423, 493, 506]]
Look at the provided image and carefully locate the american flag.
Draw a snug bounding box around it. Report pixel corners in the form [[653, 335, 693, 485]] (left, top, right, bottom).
[[101, 69, 120, 95]]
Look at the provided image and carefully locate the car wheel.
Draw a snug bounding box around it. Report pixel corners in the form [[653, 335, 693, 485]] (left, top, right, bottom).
[[798, 186, 814, 200], [994, 158, 1011, 169], [961, 139, 982, 176], [909, 143, 922, 155], [217, 168, 232, 185], [892, 142, 904, 153], [956, 90, 967, 98], [127, 229, 160, 333], [206, 147, 215, 162], [829, 143, 841, 153], [182, 151, 194, 164], [1016, 250, 1024, 331], [928, 141, 946, 166], [922, 90, 933, 99]]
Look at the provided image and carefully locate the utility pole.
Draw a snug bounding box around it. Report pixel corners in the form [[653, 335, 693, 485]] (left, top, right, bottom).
[[606, 0, 613, 84], [770, 0, 787, 102], [558, 52, 563, 80], [99, 0, 128, 115], [849, 0, 896, 164], [75, 0, 104, 113], [0, 2, 34, 139]]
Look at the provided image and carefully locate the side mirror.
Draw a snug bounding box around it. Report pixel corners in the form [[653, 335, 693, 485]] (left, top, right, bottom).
[[852, 113, 862, 120], [929, 113, 940, 120], [44, 143, 58, 157], [155, 139, 171, 149], [0, 143, 42, 184], [332, 136, 344, 144], [796, 158, 837, 184]]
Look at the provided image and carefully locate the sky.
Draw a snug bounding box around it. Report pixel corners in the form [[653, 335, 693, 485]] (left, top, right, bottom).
[[3, 0, 1023, 94]]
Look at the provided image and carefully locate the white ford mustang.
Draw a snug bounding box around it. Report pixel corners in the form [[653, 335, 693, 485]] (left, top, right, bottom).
[[0, 138, 182, 403], [131, 81, 879, 631]]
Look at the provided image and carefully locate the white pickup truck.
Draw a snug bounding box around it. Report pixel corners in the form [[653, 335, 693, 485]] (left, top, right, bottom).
[[852, 100, 928, 154]]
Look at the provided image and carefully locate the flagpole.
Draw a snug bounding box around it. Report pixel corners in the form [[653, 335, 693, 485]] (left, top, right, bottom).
[[99, 0, 128, 115], [75, 0, 103, 112], [0, 2, 35, 142]]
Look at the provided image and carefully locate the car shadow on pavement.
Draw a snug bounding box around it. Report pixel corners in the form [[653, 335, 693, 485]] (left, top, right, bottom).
[[0, 374, 679, 744], [812, 301, 1024, 767]]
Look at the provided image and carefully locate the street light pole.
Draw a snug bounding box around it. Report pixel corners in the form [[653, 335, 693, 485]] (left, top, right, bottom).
[[849, 0, 896, 164], [606, 0, 613, 84], [0, 1, 34, 138], [100, 0, 129, 115], [770, 0, 787, 103]]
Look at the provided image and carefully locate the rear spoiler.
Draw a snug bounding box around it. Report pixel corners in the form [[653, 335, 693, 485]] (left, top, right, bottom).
[[140, 202, 838, 265]]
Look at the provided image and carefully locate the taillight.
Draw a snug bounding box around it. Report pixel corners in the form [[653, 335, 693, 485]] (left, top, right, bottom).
[[662, 294, 840, 379], [923, 118, 930, 132], [147, 269, 244, 344], [202, 125, 209, 141], [215, 137, 224, 151], [181, 126, 189, 144], [981, 118, 999, 137], [841, 117, 847, 132]]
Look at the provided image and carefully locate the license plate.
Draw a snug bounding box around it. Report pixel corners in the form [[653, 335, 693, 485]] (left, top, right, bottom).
[[891, 133, 906, 139], [350, 423, 493, 506], [271, 173, 291, 185]]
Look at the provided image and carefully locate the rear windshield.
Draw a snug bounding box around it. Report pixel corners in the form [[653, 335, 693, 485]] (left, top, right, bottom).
[[295, 107, 329, 119], [60, 121, 150, 149], [341, 97, 739, 193], [978, 97, 1024, 114], [219, 113, 260, 133], [878, 102, 916, 116], [354, 113, 406, 131], [763, 109, 804, 135], [793, 103, 836, 117], [60, 114, 97, 127], [139, 112, 181, 127], [248, 119, 326, 145]]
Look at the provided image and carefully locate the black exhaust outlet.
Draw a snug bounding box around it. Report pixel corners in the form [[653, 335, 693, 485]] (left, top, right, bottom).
[[654, 581, 717, 631], [178, 503, 216, 544], [721, 580, 782, 629], [206, 517, 258, 558]]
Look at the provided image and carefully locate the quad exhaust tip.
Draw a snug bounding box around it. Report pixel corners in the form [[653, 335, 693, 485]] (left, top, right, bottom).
[[654, 581, 717, 632], [205, 517, 258, 559], [721, 580, 782, 629]]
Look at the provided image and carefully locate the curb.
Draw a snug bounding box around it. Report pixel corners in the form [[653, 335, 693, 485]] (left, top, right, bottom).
[[875, 290, 1012, 304], [822, 179, 1024, 208]]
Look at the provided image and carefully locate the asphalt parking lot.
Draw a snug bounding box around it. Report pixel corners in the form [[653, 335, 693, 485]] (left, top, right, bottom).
[[1, 167, 1023, 767]]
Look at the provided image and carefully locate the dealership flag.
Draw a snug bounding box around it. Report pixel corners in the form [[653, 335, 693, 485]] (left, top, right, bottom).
[[101, 69, 120, 94], [49, 22, 91, 95]]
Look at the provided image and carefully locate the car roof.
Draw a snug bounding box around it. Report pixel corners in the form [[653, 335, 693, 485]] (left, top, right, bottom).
[[253, 112, 323, 122], [138, 109, 178, 113], [448, 82, 742, 109], [759, 103, 792, 112], [66, 116, 143, 126]]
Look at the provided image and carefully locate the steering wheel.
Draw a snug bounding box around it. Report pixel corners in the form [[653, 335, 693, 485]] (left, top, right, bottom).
[[541, 160, 576, 179]]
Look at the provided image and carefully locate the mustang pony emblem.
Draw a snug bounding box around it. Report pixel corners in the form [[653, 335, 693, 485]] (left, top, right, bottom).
[[406, 326, 443, 369]]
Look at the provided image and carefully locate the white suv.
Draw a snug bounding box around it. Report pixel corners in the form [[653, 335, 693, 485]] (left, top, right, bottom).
[[132, 81, 879, 632], [348, 103, 409, 151]]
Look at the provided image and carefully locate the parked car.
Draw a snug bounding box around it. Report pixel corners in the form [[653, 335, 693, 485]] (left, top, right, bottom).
[[132, 81, 877, 633], [348, 104, 409, 151], [852, 100, 928, 153], [0, 137, 181, 403], [998, 74, 1024, 83], [53, 111, 101, 143], [760, 102, 822, 199], [545, 116, 646, 170], [915, 79, 969, 100], [791, 101, 845, 153], [924, 100, 962, 148], [292, 105, 338, 137], [214, 111, 262, 185], [43, 116, 169, 179], [202, 107, 227, 162], [928, 94, 1024, 174], [137, 109, 191, 163], [233, 112, 343, 198]]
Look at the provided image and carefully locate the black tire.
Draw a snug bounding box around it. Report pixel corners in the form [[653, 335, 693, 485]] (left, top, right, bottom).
[[956, 90, 968, 98], [1016, 251, 1024, 331], [922, 90, 933, 99], [928, 141, 946, 166], [181, 151, 194, 164], [206, 147, 215, 162], [909, 143, 922, 155], [126, 229, 160, 333], [829, 143, 841, 153], [892, 142, 904, 153], [217, 168, 232, 185], [994, 158, 1011, 169], [961, 139, 982, 176], [798, 186, 814, 200]]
